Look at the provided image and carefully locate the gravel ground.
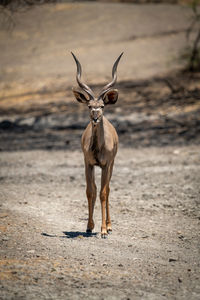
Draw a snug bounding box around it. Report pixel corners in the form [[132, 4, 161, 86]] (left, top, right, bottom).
[[0, 145, 200, 299]]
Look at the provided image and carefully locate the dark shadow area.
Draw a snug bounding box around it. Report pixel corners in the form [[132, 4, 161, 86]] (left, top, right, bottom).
[[41, 231, 97, 239], [63, 231, 98, 238], [41, 232, 58, 238], [0, 72, 200, 151]]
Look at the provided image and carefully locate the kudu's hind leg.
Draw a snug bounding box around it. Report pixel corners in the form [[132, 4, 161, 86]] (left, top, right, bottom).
[[100, 163, 113, 238], [85, 164, 96, 233]]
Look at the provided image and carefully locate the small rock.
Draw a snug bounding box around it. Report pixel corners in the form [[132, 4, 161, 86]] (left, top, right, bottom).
[[141, 235, 149, 239], [173, 149, 180, 155], [0, 213, 8, 218], [51, 268, 56, 272], [102, 263, 108, 266], [11, 271, 17, 275], [2, 237, 9, 241], [169, 258, 177, 262], [27, 250, 35, 254], [77, 235, 84, 239]]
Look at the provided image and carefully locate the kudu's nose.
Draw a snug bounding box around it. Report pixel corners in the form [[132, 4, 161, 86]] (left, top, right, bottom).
[[92, 109, 100, 123]]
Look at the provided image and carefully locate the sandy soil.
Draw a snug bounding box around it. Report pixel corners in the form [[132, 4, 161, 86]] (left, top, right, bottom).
[[0, 2, 200, 300]]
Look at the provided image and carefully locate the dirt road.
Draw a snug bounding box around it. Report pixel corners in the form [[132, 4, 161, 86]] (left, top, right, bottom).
[[0, 145, 200, 299]]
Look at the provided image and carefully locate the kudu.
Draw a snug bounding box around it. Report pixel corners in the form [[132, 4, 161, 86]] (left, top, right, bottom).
[[71, 52, 123, 238]]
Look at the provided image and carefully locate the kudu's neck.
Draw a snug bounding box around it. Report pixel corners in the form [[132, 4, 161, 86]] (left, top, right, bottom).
[[91, 117, 105, 150]]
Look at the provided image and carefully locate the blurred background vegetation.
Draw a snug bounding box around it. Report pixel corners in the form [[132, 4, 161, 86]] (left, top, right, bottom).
[[181, 0, 200, 71]]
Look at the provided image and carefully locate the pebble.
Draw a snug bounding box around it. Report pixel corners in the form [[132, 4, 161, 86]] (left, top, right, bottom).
[[169, 258, 177, 262], [0, 213, 8, 218], [27, 250, 35, 253]]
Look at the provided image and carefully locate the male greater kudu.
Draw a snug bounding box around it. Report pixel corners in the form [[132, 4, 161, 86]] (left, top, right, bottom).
[[71, 52, 123, 238]]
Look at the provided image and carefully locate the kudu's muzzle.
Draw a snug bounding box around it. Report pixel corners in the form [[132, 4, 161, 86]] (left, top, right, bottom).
[[91, 108, 102, 124]]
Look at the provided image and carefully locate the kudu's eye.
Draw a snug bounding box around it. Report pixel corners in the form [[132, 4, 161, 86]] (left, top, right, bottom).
[[88, 105, 91, 109], [101, 106, 104, 109]]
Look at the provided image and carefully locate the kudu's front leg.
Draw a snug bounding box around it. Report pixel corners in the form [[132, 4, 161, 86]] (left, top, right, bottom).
[[85, 163, 97, 233], [100, 163, 113, 238]]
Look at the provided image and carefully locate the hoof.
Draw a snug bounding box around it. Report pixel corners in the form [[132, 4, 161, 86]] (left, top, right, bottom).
[[107, 229, 112, 234], [101, 233, 108, 239], [86, 229, 92, 233]]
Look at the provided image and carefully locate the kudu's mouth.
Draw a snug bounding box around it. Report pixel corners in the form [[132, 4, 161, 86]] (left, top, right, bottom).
[[92, 117, 101, 125]]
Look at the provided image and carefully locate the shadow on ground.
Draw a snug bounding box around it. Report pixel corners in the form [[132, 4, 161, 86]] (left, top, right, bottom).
[[41, 232, 98, 239], [0, 72, 200, 151]]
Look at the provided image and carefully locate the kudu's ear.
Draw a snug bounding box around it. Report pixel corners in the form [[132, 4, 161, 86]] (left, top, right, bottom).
[[103, 89, 118, 105], [72, 89, 89, 104]]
